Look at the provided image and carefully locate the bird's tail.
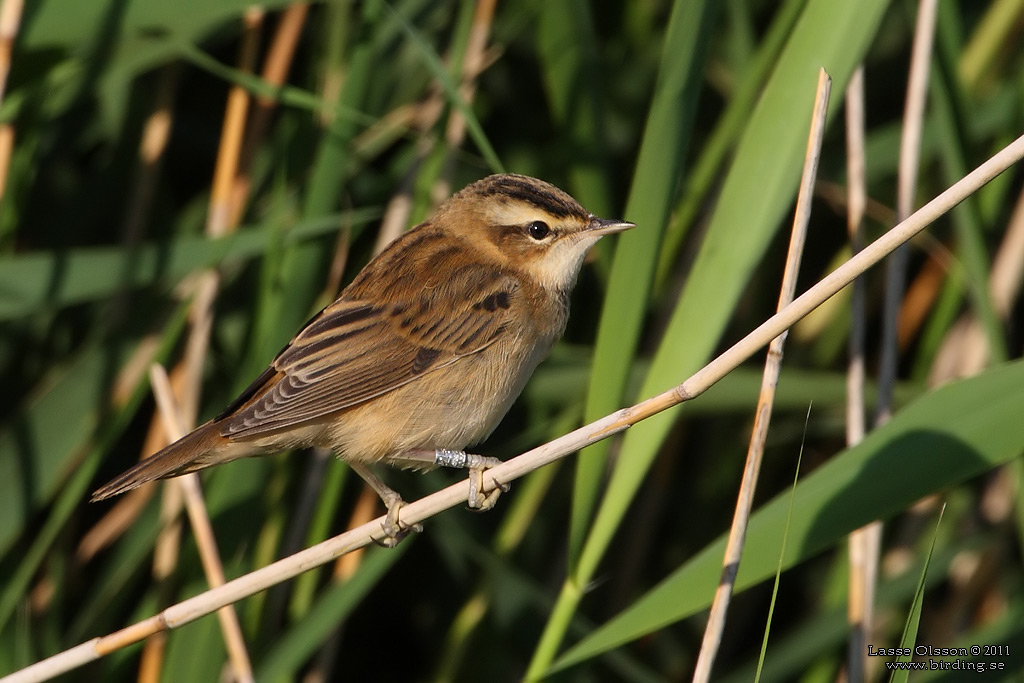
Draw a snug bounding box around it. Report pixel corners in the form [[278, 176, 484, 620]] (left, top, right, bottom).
[[91, 421, 225, 501]]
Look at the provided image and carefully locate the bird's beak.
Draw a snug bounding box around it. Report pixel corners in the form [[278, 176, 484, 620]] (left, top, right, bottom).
[[586, 216, 636, 236]]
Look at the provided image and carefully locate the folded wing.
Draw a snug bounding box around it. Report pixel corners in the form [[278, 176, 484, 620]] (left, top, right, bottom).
[[219, 266, 520, 439]]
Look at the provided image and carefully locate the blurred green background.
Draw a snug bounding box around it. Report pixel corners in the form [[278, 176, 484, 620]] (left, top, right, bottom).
[[1, 0, 1023, 681]]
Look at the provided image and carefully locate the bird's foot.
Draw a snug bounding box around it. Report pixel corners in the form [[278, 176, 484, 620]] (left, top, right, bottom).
[[467, 465, 509, 511], [432, 449, 508, 511], [375, 489, 423, 547], [349, 461, 421, 547]]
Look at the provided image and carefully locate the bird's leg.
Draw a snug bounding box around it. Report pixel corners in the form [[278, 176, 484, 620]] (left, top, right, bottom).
[[348, 462, 421, 546], [396, 449, 507, 511]]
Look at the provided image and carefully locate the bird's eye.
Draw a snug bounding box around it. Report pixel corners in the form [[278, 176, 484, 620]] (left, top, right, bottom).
[[527, 221, 551, 240]]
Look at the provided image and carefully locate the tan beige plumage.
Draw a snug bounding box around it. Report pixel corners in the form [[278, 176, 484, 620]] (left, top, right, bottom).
[[92, 174, 633, 537]]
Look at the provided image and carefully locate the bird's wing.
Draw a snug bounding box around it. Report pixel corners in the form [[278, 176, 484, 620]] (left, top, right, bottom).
[[218, 264, 521, 439]]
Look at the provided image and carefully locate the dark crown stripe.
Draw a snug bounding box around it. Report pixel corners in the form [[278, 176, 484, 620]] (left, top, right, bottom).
[[481, 176, 585, 219]]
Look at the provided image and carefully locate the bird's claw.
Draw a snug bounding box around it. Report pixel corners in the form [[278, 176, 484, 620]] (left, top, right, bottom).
[[467, 465, 509, 512], [374, 492, 422, 547]]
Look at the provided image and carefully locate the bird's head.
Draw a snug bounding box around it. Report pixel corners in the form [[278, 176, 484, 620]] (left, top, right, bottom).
[[437, 174, 634, 293]]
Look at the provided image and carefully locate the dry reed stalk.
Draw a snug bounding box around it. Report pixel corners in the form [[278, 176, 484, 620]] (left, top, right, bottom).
[[0, 0, 20, 103], [139, 462, 183, 683], [208, 7, 264, 237], [853, 4, 938, 679], [0, 0, 23, 204], [0, 125, 13, 202], [876, 0, 938, 426], [230, 3, 309, 226], [844, 65, 873, 683], [120, 67, 179, 246], [372, 169, 421, 255], [692, 68, 831, 683], [844, 65, 867, 451], [0, 0, 20, 102], [432, 0, 498, 202], [148, 365, 254, 683]]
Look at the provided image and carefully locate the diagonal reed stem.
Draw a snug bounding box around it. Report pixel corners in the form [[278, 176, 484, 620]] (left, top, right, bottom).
[[5, 129, 1024, 683]]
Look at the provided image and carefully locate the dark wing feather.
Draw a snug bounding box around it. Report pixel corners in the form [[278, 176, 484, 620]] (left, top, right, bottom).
[[219, 265, 520, 439]]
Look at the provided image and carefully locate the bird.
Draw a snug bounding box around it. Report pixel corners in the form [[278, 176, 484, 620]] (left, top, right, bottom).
[[92, 173, 634, 542]]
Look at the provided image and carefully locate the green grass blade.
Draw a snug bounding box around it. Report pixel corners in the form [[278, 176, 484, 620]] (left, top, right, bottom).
[[0, 210, 379, 320], [171, 40, 375, 127], [21, 0, 292, 52], [568, 0, 717, 570], [755, 418, 807, 683], [889, 504, 945, 683]]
